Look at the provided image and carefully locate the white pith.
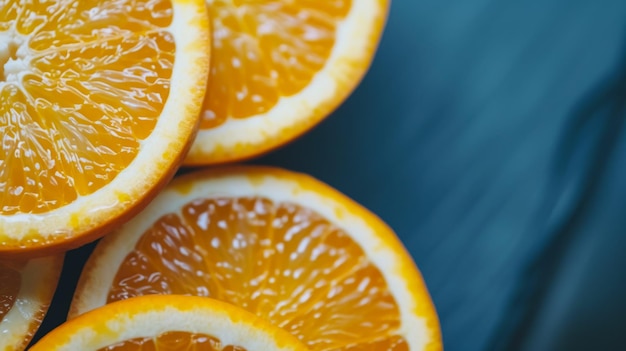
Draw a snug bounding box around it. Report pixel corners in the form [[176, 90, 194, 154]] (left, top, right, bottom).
[[0, 0, 210, 249], [71, 168, 435, 350], [0, 29, 29, 84]]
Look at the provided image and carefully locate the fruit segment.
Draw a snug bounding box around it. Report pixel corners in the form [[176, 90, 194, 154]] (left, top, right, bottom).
[[0, 0, 175, 215], [107, 197, 405, 350], [202, 0, 352, 128], [99, 331, 247, 351]]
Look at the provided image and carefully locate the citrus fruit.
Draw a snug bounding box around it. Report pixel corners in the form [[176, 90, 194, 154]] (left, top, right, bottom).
[[184, 0, 390, 165], [31, 295, 309, 350], [0, 255, 63, 350], [0, 0, 211, 257], [70, 166, 442, 350]]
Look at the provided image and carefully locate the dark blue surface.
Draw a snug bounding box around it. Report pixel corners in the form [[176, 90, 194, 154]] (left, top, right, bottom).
[[40, 1, 626, 350], [258, 1, 626, 350]]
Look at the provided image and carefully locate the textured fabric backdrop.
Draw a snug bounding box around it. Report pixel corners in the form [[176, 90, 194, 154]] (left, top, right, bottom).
[[259, 1, 626, 350]]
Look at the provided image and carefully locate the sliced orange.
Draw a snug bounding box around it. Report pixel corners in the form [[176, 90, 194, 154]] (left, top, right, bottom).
[[185, 0, 389, 165], [70, 166, 442, 350], [0, 255, 63, 350], [31, 295, 309, 350], [0, 0, 211, 257]]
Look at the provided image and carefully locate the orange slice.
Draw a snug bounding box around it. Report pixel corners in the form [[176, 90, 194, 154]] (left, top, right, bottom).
[[184, 0, 389, 165], [0, 255, 63, 350], [31, 295, 309, 350], [0, 0, 211, 257], [70, 166, 442, 350]]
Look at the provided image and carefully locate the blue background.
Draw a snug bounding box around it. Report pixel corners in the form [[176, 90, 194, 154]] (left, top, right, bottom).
[[41, 1, 626, 350]]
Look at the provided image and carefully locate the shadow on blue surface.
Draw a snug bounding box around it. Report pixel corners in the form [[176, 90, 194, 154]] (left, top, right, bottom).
[[493, 43, 626, 350]]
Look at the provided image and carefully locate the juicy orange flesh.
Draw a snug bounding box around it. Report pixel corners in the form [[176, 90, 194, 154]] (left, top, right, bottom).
[[108, 197, 405, 350], [0, 0, 174, 214], [201, 0, 352, 128], [0, 261, 20, 321], [99, 331, 246, 351]]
